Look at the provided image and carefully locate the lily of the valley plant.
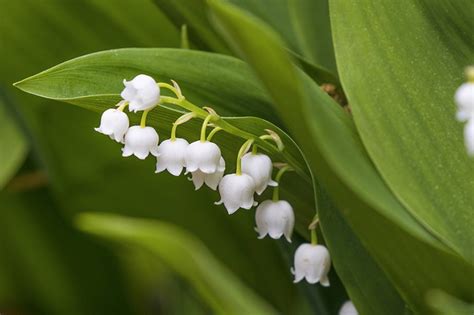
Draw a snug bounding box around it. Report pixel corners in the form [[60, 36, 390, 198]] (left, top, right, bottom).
[[95, 74, 330, 286]]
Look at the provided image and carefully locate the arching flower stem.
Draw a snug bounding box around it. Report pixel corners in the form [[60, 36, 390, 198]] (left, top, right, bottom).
[[311, 229, 318, 245], [140, 108, 152, 128], [207, 127, 223, 141], [309, 214, 320, 245], [236, 139, 255, 175], [200, 114, 214, 142], [158, 85, 307, 179], [158, 82, 182, 99], [171, 112, 196, 141], [272, 165, 292, 201], [117, 100, 129, 112]]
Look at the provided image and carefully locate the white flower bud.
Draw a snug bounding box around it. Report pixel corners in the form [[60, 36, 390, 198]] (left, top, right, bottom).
[[291, 244, 331, 286], [189, 157, 225, 190], [339, 301, 358, 315], [185, 141, 222, 174], [241, 152, 277, 195], [216, 173, 257, 214], [121, 74, 160, 112], [95, 108, 129, 143], [464, 120, 474, 156], [155, 138, 189, 176], [255, 200, 294, 242], [455, 82, 474, 122], [122, 126, 159, 160]]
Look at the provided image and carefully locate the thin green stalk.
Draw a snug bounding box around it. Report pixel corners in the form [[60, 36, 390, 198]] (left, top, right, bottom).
[[140, 109, 151, 128], [207, 127, 223, 141], [236, 139, 254, 175], [117, 101, 128, 111], [159, 94, 309, 181], [200, 115, 214, 142], [311, 228, 318, 245], [272, 165, 292, 201]]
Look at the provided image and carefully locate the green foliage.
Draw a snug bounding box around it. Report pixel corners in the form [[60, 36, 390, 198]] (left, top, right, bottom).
[[0, 100, 27, 189], [3, 0, 474, 314], [329, 0, 474, 263], [77, 212, 277, 315]]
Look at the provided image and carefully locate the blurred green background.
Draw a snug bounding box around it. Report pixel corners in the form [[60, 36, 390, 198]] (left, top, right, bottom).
[[0, 1, 346, 314]]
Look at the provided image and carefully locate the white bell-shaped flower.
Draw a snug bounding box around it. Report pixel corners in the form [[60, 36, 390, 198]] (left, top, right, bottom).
[[339, 301, 358, 315], [255, 200, 294, 242], [216, 173, 257, 214], [155, 138, 189, 176], [185, 140, 222, 174], [241, 152, 278, 195], [95, 108, 129, 143], [122, 126, 159, 160], [121, 74, 160, 112], [291, 244, 331, 286], [455, 82, 474, 122], [464, 120, 474, 156], [189, 157, 225, 190]]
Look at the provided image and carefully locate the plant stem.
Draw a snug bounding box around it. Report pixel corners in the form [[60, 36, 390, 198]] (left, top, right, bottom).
[[272, 165, 292, 201], [207, 127, 223, 141], [159, 94, 309, 181], [158, 83, 181, 98], [200, 115, 213, 142], [311, 228, 318, 245], [140, 109, 151, 128], [117, 101, 128, 112], [236, 139, 254, 175]]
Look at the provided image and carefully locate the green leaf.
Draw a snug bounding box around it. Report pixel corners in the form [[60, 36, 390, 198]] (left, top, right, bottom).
[[329, 0, 474, 262], [0, 98, 27, 189], [0, 189, 134, 315], [77, 212, 277, 315], [426, 290, 474, 315], [208, 1, 474, 313], [287, 0, 337, 73], [14, 48, 315, 226], [151, 0, 230, 53]]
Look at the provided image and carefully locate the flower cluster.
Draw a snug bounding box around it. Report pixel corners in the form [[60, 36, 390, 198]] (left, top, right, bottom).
[[95, 74, 331, 286], [455, 66, 474, 156]]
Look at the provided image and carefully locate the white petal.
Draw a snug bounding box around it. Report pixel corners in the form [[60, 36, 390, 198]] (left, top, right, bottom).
[[339, 301, 358, 315], [122, 126, 159, 159], [156, 138, 188, 175], [168, 164, 183, 176], [320, 275, 330, 287], [255, 201, 271, 238], [191, 171, 205, 190], [203, 159, 225, 190], [217, 173, 256, 214], [185, 141, 222, 174], [121, 74, 160, 111], [464, 120, 474, 156], [455, 82, 474, 118], [241, 153, 274, 195]]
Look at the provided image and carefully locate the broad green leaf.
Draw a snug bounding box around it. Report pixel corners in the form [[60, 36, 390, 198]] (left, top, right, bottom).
[[426, 290, 474, 315], [287, 0, 337, 73], [208, 1, 474, 313], [329, 0, 474, 262], [0, 189, 133, 315], [77, 212, 277, 315], [151, 0, 230, 53], [228, 0, 302, 54], [0, 99, 27, 189], [14, 48, 315, 226]]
